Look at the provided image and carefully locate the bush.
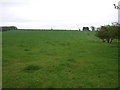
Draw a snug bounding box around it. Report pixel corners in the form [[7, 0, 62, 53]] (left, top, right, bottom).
[[96, 25, 120, 43]]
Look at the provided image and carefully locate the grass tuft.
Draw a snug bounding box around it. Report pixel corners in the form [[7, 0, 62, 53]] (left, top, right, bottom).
[[24, 65, 41, 72], [67, 58, 75, 62], [24, 48, 30, 51]]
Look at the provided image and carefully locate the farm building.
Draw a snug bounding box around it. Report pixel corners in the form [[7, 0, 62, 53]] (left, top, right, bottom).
[[83, 27, 90, 31], [0, 26, 17, 31]]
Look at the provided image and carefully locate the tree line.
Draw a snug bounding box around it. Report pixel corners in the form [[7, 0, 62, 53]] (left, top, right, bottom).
[[0, 26, 17, 31]]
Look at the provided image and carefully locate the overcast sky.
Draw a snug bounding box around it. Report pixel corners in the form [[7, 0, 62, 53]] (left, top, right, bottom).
[[0, 0, 119, 29]]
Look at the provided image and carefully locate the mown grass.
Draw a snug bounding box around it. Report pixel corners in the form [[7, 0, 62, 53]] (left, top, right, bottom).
[[2, 30, 118, 88]]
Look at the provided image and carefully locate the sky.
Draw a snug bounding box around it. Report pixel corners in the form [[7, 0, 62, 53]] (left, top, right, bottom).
[[0, 0, 119, 30]]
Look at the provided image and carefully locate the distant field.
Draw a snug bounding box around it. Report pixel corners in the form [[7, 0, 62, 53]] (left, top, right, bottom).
[[2, 30, 118, 88]]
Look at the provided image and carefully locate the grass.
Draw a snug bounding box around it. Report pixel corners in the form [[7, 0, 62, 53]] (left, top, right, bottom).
[[23, 64, 41, 72], [2, 30, 118, 88], [0, 32, 2, 89]]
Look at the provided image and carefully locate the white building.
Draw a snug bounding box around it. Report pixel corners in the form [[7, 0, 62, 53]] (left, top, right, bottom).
[[118, 1, 120, 24]]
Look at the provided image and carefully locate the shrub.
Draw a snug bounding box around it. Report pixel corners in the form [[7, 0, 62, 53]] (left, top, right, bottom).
[[96, 25, 120, 43]]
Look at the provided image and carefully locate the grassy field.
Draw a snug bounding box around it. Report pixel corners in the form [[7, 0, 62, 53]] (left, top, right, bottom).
[[0, 32, 2, 89], [2, 30, 118, 88]]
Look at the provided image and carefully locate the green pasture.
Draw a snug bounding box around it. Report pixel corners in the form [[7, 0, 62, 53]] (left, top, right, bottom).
[[2, 30, 118, 88], [0, 32, 2, 89]]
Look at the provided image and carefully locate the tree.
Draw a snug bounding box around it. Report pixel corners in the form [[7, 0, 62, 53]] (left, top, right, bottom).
[[96, 26, 107, 42], [96, 25, 120, 43], [90, 26, 95, 31], [51, 27, 53, 31]]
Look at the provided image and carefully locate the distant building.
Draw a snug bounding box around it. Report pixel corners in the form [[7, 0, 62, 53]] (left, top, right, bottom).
[[96, 27, 100, 31], [112, 22, 120, 26], [83, 27, 90, 31], [0, 26, 17, 31], [114, 1, 120, 25], [118, 1, 120, 24]]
